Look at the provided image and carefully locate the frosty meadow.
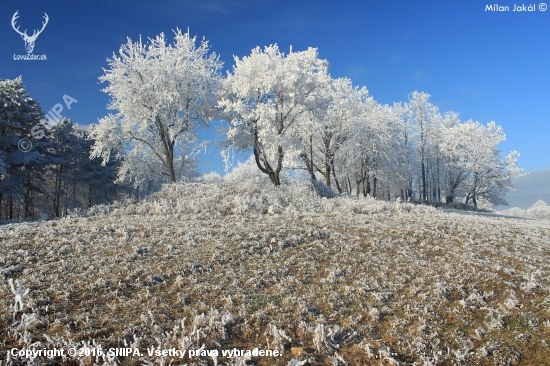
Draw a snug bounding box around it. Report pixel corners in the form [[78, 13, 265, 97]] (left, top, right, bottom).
[[1, 182, 549, 365]]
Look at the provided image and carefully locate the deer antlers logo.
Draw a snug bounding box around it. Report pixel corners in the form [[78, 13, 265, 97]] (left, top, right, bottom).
[[11, 10, 49, 54]]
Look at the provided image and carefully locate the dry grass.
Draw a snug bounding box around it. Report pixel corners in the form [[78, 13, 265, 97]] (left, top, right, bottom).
[[1, 182, 549, 365]]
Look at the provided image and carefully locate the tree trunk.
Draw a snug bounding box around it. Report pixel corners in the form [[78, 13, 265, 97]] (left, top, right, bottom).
[[303, 135, 316, 181], [300, 152, 316, 181], [73, 156, 77, 209], [331, 161, 342, 193], [269, 172, 281, 186], [167, 151, 177, 183], [324, 161, 331, 186], [272, 145, 284, 186], [254, 144, 283, 186], [421, 159, 427, 202], [8, 195, 13, 220]]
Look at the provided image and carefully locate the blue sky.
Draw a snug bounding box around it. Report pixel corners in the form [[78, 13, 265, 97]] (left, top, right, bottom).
[[2, 0, 549, 178]]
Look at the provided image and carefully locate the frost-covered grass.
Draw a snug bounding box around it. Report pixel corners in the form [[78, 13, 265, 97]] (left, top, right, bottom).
[[1, 182, 549, 365]]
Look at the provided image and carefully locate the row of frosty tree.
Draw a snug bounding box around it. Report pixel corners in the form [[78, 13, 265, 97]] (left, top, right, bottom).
[[89, 29, 524, 208], [2, 29, 525, 219]]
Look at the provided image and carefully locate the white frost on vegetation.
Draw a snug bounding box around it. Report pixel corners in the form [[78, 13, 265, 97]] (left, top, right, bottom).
[[0, 182, 549, 365], [499, 199, 550, 220]]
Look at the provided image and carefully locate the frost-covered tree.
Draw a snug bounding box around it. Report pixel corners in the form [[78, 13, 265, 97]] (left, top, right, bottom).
[[402, 91, 440, 202], [116, 147, 199, 197], [0, 78, 124, 220], [439, 112, 470, 203], [390, 102, 417, 200], [219, 45, 330, 186], [90, 29, 222, 183], [46, 118, 121, 216], [48, 118, 82, 217], [299, 77, 372, 190], [0, 77, 48, 219], [445, 120, 526, 208], [339, 102, 400, 198], [77, 149, 120, 209]]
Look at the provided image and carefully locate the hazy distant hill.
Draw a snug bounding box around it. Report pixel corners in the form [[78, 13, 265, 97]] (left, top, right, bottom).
[[496, 168, 550, 209]]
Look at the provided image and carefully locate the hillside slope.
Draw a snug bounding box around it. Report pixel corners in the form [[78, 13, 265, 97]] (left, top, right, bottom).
[[1, 183, 549, 365]]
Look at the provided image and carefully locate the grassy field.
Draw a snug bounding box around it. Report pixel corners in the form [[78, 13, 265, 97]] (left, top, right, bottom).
[[1, 183, 549, 365]]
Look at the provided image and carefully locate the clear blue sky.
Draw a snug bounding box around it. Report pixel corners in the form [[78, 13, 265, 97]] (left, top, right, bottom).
[[2, 0, 549, 175]]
